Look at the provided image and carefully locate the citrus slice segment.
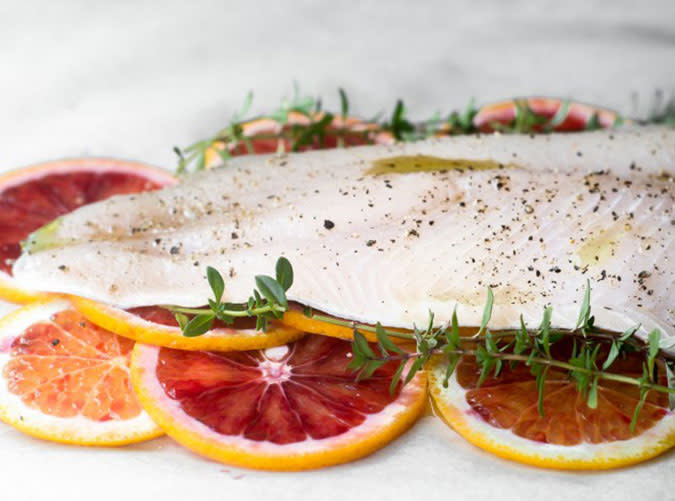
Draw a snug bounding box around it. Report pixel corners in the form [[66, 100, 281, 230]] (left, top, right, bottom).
[[0, 299, 163, 445], [280, 304, 380, 342], [72, 296, 304, 351], [280, 303, 421, 343], [205, 112, 394, 167], [131, 334, 427, 470], [428, 340, 675, 470], [0, 158, 176, 303], [472, 97, 619, 133]]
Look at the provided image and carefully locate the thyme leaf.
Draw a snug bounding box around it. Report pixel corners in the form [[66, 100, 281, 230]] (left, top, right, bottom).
[[275, 256, 294, 291]]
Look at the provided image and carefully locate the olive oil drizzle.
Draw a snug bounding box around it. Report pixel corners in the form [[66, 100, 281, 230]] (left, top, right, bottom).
[[366, 155, 516, 176]]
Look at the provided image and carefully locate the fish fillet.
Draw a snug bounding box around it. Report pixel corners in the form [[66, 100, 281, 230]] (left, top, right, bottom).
[[13, 127, 675, 343]]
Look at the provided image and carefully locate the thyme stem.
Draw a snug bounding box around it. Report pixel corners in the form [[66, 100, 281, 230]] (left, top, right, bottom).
[[166, 304, 286, 318], [381, 349, 675, 394]]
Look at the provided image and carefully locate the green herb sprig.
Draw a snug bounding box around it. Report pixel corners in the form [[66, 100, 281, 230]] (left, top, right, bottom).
[[172, 87, 675, 174], [348, 281, 673, 433], [175, 91, 255, 174], [166, 257, 293, 336], [167, 258, 675, 432]]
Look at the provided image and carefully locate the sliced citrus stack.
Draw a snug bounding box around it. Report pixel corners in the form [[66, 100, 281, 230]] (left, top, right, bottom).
[[204, 112, 393, 167], [132, 334, 427, 470], [0, 299, 162, 445], [0, 158, 175, 303], [429, 340, 675, 470], [472, 97, 619, 133], [72, 296, 304, 351]]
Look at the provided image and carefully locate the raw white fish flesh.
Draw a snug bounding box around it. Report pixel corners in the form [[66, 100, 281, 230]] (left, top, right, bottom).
[[12, 127, 675, 345]]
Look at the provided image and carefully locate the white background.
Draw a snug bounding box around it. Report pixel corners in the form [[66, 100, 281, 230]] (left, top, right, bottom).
[[0, 1, 674, 500]]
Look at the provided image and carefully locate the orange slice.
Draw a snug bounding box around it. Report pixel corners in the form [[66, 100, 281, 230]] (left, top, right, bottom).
[[280, 305, 376, 341], [0, 299, 162, 445], [131, 334, 426, 470], [472, 97, 619, 133], [428, 339, 675, 470], [0, 158, 176, 303], [72, 296, 304, 351], [205, 112, 394, 167]]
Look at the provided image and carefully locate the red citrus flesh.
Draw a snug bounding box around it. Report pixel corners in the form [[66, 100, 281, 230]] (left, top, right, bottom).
[[230, 128, 381, 155], [3, 310, 141, 420], [472, 98, 617, 133], [0, 164, 170, 276], [456, 340, 669, 445], [228, 115, 390, 156], [126, 306, 179, 327], [155, 335, 402, 444]]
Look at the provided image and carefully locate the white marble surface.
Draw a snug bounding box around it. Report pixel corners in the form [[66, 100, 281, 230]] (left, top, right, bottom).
[[0, 1, 674, 500], [1, 0, 674, 171]]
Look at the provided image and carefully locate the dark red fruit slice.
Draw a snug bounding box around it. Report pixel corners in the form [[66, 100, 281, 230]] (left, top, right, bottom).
[[155, 334, 402, 444], [473, 98, 618, 133], [0, 161, 173, 276], [127, 306, 257, 330], [456, 338, 669, 445], [226, 114, 391, 157]]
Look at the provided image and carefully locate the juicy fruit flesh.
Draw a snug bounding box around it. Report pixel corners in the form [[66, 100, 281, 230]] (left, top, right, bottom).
[[472, 99, 615, 133], [3, 310, 142, 421], [0, 170, 164, 275], [156, 335, 401, 444], [457, 340, 669, 445], [127, 306, 180, 327]]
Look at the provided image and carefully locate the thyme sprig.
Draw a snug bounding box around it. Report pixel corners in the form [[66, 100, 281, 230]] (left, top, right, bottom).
[[171, 89, 591, 173], [348, 283, 673, 433], [167, 258, 675, 432], [174, 88, 675, 173], [175, 91, 255, 175], [166, 257, 293, 335]]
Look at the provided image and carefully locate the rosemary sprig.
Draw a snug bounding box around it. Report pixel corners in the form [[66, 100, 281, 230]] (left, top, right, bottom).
[[167, 258, 675, 432]]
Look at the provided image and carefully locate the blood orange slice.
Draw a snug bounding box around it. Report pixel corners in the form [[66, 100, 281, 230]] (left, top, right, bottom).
[[428, 340, 675, 470], [72, 296, 303, 351], [131, 334, 427, 470], [204, 112, 393, 167], [0, 299, 162, 445], [0, 158, 175, 303], [280, 303, 421, 343], [472, 97, 620, 133]]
